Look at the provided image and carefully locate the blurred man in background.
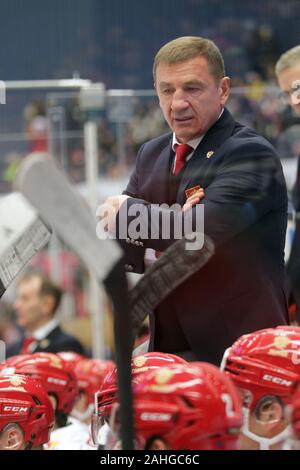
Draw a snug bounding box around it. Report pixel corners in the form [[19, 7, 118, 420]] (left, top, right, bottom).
[[6, 272, 84, 357], [276, 46, 300, 322]]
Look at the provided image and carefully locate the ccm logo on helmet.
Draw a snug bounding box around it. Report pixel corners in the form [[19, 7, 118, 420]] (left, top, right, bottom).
[[141, 412, 171, 422], [262, 374, 292, 387], [3, 406, 28, 413]]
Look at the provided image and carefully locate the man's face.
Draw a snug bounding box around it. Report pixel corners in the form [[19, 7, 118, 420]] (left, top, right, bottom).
[[155, 56, 230, 143], [14, 277, 43, 332], [277, 62, 300, 115]]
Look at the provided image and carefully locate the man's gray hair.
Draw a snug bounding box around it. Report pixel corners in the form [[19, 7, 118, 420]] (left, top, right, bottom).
[[275, 45, 300, 76]]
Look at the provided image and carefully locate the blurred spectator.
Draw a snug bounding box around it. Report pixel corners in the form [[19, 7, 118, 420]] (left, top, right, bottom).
[[246, 24, 280, 80], [2, 152, 21, 192], [24, 100, 48, 153], [6, 271, 84, 357]]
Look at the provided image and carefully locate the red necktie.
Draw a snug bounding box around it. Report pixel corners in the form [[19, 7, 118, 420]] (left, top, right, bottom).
[[21, 336, 35, 354], [173, 144, 193, 176]]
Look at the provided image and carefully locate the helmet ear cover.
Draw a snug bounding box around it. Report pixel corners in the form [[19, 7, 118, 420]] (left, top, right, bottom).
[[254, 395, 284, 423]]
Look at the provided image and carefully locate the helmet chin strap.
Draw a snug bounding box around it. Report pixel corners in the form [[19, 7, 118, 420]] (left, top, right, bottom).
[[242, 408, 291, 450], [71, 403, 95, 422]]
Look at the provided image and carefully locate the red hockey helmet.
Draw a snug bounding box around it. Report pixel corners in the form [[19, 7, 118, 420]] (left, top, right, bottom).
[[57, 351, 86, 371], [75, 359, 115, 405], [0, 374, 54, 448], [128, 362, 242, 450], [221, 327, 300, 411], [0, 353, 78, 415], [96, 352, 186, 420], [92, 352, 186, 444]]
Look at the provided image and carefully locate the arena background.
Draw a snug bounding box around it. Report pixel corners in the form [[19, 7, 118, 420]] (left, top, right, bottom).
[[0, 0, 299, 358]]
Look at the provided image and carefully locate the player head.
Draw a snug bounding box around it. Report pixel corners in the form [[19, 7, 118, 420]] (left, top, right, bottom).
[[92, 352, 187, 446], [221, 326, 300, 449], [110, 362, 242, 450], [72, 358, 114, 424], [0, 374, 54, 450], [0, 352, 77, 429]]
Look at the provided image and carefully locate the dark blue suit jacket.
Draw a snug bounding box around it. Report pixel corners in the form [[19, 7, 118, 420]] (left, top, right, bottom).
[[119, 108, 289, 364], [6, 325, 85, 358]]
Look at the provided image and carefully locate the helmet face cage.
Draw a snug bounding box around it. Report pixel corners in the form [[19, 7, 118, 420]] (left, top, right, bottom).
[[91, 388, 116, 445]]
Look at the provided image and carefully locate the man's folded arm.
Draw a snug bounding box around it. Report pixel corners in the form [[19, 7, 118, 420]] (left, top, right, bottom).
[[116, 143, 286, 255]]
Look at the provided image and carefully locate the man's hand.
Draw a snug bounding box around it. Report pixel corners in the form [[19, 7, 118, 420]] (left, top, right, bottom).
[[99, 195, 130, 233], [182, 188, 205, 212], [155, 188, 205, 258]]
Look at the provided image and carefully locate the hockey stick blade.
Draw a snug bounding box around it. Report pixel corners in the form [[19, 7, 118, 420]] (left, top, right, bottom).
[[0, 193, 51, 297], [15, 153, 123, 281], [130, 234, 215, 342]]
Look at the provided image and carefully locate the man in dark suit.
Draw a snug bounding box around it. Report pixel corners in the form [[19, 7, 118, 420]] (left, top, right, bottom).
[[102, 36, 288, 365], [6, 271, 84, 357], [276, 45, 300, 320]]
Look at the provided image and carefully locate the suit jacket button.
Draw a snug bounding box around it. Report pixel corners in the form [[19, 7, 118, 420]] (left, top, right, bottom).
[[39, 339, 50, 349], [126, 238, 130, 244]]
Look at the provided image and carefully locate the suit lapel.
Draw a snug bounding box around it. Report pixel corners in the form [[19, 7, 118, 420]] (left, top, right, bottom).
[[177, 108, 236, 202], [149, 137, 174, 203]]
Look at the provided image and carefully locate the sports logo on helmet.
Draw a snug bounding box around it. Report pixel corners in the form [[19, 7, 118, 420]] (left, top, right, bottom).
[[133, 356, 147, 368], [269, 336, 290, 358], [262, 374, 293, 387], [2, 405, 29, 413], [10, 375, 26, 387], [50, 355, 63, 369], [140, 412, 172, 422], [154, 368, 176, 385]]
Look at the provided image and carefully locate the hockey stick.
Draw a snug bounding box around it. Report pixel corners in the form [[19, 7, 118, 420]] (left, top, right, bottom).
[[15, 153, 134, 450], [130, 233, 215, 345], [0, 192, 51, 297]]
